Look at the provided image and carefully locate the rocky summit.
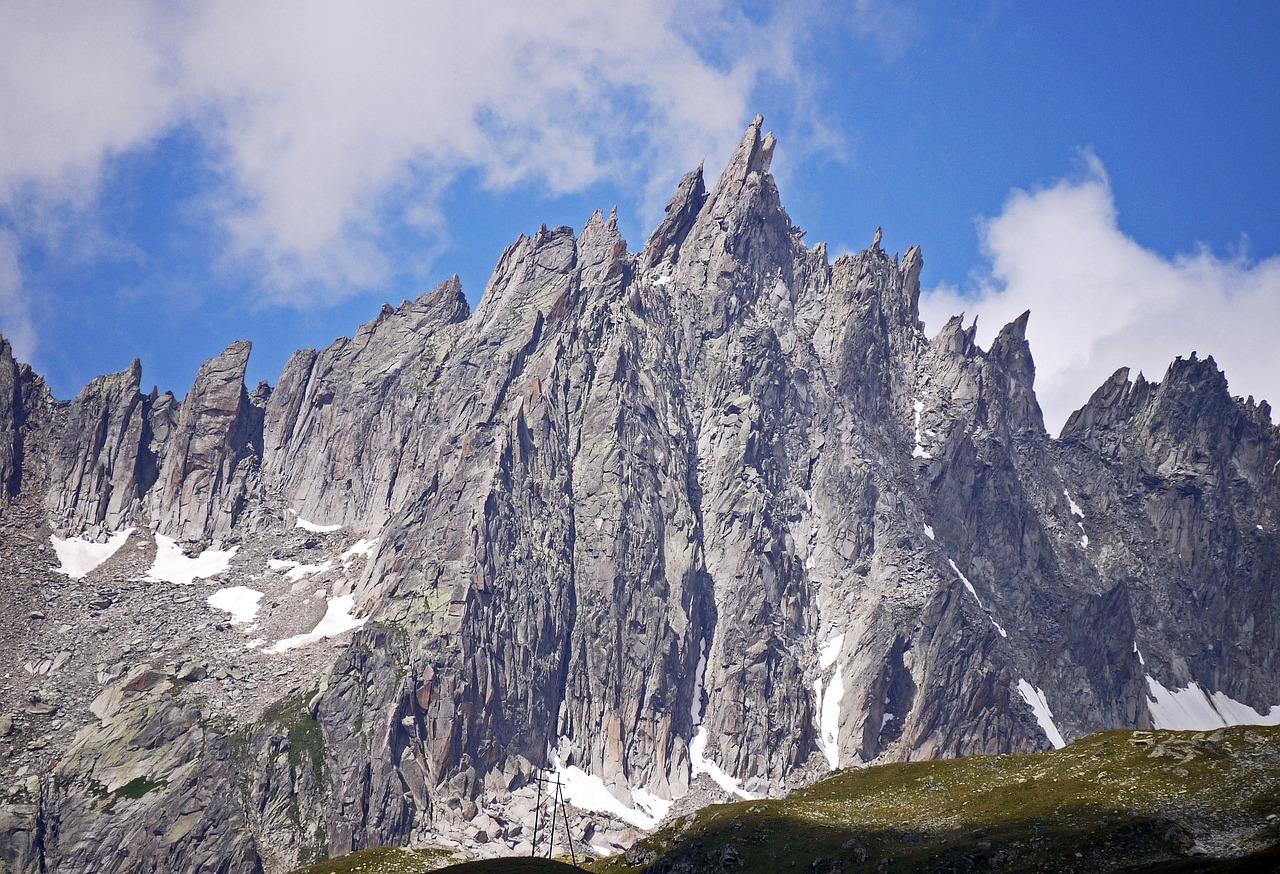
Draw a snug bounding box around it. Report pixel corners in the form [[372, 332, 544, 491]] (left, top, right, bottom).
[[0, 117, 1277, 873]]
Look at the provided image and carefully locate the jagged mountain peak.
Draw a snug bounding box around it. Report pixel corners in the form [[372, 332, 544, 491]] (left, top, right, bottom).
[[2, 118, 1278, 874], [639, 164, 706, 270]]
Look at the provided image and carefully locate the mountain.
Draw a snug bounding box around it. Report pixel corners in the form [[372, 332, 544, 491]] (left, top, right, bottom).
[[1, 117, 1277, 873]]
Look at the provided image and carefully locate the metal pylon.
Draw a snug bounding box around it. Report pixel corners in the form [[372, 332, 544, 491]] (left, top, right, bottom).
[[530, 770, 577, 866]]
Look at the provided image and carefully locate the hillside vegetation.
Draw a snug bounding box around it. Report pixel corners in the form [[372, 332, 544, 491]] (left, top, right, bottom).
[[296, 726, 1280, 873], [599, 726, 1280, 873]]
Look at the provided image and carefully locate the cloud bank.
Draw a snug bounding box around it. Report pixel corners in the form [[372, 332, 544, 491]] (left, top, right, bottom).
[[920, 154, 1280, 434]]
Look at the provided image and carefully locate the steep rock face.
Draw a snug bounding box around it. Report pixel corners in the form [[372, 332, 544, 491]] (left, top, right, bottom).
[[261, 278, 471, 532], [320, 213, 710, 845], [45, 360, 155, 533], [0, 337, 19, 501], [32, 340, 265, 543], [908, 312, 1147, 751], [310, 121, 1156, 840], [153, 340, 260, 541], [0, 337, 56, 506], [1, 119, 1278, 873], [1059, 355, 1280, 712]]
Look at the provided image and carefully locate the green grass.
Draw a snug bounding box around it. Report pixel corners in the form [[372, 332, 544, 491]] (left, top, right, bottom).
[[291, 847, 584, 873], [290, 845, 459, 873], [591, 726, 1280, 873], [436, 861, 585, 873], [114, 775, 167, 799]]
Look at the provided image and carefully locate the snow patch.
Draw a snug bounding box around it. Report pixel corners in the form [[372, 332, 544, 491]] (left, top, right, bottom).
[[50, 528, 133, 579], [948, 559, 984, 609], [990, 618, 1008, 638], [1064, 490, 1084, 518], [689, 727, 756, 800], [818, 634, 844, 671], [269, 558, 334, 582], [816, 664, 844, 770], [1064, 489, 1089, 547], [1146, 675, 1280, 730], [911, 400, 933, 459], [1134, 643, 1145, 665], [266, 594, 366, 652], [207, 586, 263, 626], [146, 535, 239, 586], [339, 538, 378, 565], [922, 523, 935, 541], [631, 787, 672, 825], [1210, 691, 1280, 726], [289, 510, 341, 533], [1015, 679, 1066, 749], [545, 758, 671, 831]]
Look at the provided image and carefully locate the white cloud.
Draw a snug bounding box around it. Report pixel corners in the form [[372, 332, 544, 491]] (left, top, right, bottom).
[[921, 153, 1280, 434], [0, 231, 37, 361], [0, 1, 180, 206], [0, 0, 834, 305]]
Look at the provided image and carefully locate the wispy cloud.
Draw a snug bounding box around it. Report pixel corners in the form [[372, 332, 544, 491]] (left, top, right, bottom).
[[921, 152, 1280, 433], [850, 0, 921, 60]]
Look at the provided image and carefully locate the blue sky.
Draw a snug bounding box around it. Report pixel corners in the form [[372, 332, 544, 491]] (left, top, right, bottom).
[[2, 1, 1278, 432]]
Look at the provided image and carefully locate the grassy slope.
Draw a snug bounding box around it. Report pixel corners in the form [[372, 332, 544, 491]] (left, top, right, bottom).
[[291, 847, 583, 873], [594, 726, 1280, 873], [295, 727, 1280, 874]]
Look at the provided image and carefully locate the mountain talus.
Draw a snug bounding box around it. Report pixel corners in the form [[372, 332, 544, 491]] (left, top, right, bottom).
[[0, 118, 1277, 873]]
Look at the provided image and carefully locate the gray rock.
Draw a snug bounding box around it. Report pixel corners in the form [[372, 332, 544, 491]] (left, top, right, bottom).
[[152, 340, 260, 541], [1, 117, 1278, 873], [45, 360, 152, 533]]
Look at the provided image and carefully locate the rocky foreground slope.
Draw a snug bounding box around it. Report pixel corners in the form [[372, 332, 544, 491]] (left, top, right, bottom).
[[1, 118, 1278, 873]]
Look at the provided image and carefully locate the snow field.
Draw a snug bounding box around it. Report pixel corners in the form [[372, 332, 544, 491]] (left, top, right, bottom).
[[265, 594, 366, 653], [339, 538, 378, 564], [288, 509, 342, 533], [948, 559, 984, 609], [544, 755, 672, 831], [269, 558, 334, 582], [50, 528, 133, 578], [818, 633, 844, 671], [147, 534, 239, 585], [1145, 675, 1280, 730], [207, 586, 264, 626], [813, 633, 846, 770], [1064, 489, 1089, 548], [689, 727, 757, 800], [816, 666, 845, 770]]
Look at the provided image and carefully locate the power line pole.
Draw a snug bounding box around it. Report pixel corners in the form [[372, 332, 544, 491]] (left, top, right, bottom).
[[530, 770, 577, 866]]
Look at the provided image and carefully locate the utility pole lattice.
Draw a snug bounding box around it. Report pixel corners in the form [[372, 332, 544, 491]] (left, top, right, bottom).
[[530, 770, 577, 866]]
